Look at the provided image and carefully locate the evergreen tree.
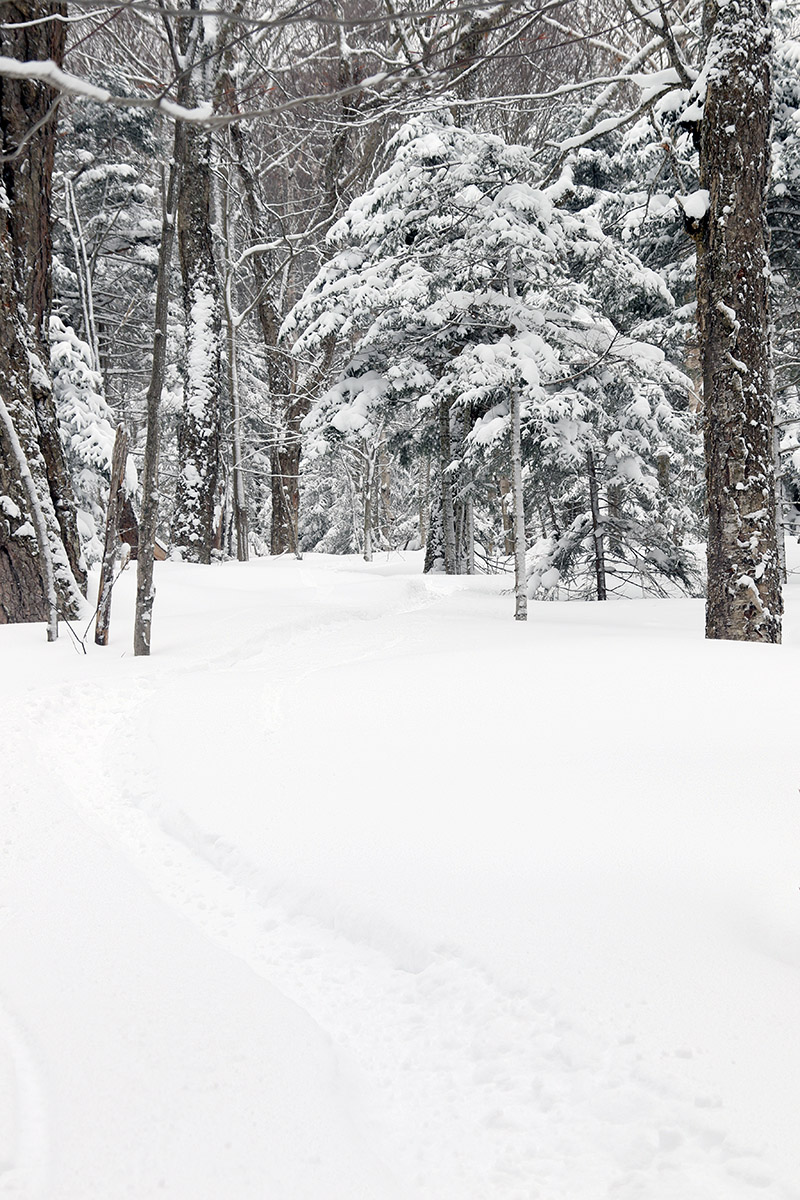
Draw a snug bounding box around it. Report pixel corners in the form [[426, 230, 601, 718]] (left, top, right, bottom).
[[286, 113, 701, 596]]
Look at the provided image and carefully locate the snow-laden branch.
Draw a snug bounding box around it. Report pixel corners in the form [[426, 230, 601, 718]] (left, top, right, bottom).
[[0, 54, 214, 121], [0, 51, 399, 125]]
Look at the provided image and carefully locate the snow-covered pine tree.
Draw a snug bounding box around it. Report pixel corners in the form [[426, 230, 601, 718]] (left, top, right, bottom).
[[285, 113, 701, 597]]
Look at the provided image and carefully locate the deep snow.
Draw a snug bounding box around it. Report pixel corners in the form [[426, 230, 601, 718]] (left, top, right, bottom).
[[1, 550, 799, 1199]]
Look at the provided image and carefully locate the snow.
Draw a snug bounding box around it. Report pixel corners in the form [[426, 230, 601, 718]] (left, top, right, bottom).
[[185, 288, 217, 420], [2, 551, 800, 1199], [678, 190, 711, 221]]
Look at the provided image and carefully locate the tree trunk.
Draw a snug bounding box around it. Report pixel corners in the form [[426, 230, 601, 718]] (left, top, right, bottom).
[[418, 453, 430, 548], [511, 391, 527, 621], [499, 476, 514, 556], [587, 451, 607, 601], [171, 12, 222, 564], [95, 426, 128, 646], [697, 0, 781, 641], [0, 1, 85, 623], [362, 444, 373, 563], [439, 399, 457, 574], [774, 423, 787, 584], [218, 162, 249, 563], [134, 137, 183, 656], [0, 396, 59, 640]]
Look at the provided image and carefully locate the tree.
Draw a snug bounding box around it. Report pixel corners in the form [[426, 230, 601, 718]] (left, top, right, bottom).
[[0, 1, 85, 630], [287, 113, 701, 601], [170, 3, 223, 562], [694, 0, 781, 641]]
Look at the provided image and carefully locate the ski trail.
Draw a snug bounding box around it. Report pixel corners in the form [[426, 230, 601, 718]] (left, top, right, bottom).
[[0, 999, 48, 1200], [0, 726, 51, 1200], [32, 582, 797, 1200]]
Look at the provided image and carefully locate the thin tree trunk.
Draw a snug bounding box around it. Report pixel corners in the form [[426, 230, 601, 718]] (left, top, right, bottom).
[[511, 390, 527, 621], [439, 399, 456, 574], [697, 0, 781, 641], [774, 422, 787, 584], [499, 476, 514, 556], [465, 490, 475, 574], [363, 442, 373, 562], [95, 425, 127, 646], [587, 451, 607, 601], [227, 312, 249, 561], [134, 136, 183, 657], [65, 179, 101, 371], [217, 158, 249, 562], [379, 441, 392, 541], [419, 453, 430, 548]]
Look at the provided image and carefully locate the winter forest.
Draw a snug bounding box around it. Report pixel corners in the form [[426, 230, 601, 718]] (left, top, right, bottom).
[[3, 0, 800, 1197]]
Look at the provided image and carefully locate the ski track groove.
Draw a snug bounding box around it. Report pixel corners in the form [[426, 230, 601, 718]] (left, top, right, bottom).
[[0, 999, 49, 1200]]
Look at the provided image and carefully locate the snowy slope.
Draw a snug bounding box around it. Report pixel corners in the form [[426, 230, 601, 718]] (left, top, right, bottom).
[[2, 551, 799, 1199]]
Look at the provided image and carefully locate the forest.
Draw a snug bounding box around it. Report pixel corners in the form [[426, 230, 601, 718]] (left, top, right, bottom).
[[0, 0, 797, 645], [2, 3, 800, 1199]]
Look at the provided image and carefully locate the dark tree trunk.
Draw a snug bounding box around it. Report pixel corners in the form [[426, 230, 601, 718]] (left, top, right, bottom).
[[171, 13, 222, 563], [587, 451, 607, 601], [439, 400, 457, 574], [0, 1, 85, 624], [697, 0, 781, 641], [270, 358, 302, 558]]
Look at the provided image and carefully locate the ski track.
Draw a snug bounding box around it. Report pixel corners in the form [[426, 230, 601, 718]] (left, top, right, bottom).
[[0, 999, 48, 1200], [21, 573, 799, 1200], [0, 732, 52, 1200]]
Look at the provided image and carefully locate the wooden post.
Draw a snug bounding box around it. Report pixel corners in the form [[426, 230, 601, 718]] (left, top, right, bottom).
[[95, 426, 128, 646]]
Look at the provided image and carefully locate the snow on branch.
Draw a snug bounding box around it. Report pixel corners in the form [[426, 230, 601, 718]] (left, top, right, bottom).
[[0, 55, 214, 122]]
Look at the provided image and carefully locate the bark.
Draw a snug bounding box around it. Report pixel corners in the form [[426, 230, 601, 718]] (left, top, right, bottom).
[[95, 426, 128, 646], [499, 476, 514, 556], [418, 453, 430, 548], [134, 134, 183, 656], [774, 423, 787, 584], [587, 451, 607, 601], [0, 396, 58, 639], [439, 399, 457, 574], [362, 445, 373, 563], [697, 0, 781, 641], [1, 1, 63, 342], [379, 442, 392, 542], [0, 0, 85, 614], [510, 391, 527, 621], [225, 304, 249, 561], [219, 164, 248, 562], [171, 12, 222, 563]]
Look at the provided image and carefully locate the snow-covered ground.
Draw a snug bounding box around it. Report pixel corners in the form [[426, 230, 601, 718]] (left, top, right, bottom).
[[2, 549, 800, 1200]]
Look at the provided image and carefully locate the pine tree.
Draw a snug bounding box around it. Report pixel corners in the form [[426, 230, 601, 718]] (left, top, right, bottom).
[[286, 113, 701, 597]]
